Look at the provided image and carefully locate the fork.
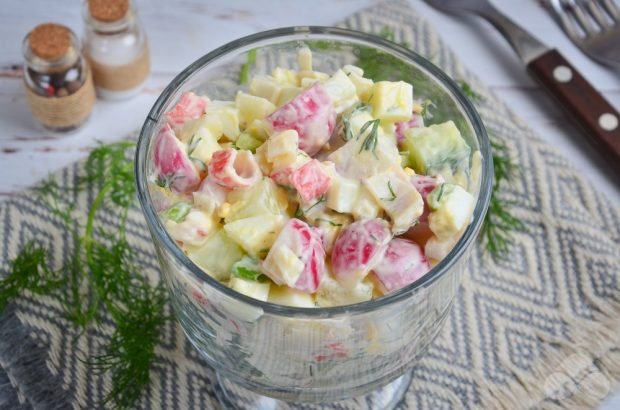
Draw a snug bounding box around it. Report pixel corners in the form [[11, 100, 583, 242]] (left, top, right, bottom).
[[547, 0, 620, 68]]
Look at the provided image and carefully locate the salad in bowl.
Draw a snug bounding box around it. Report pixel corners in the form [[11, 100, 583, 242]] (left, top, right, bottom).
[[135, 27, 492, 407], [149, 46, 481, 309]]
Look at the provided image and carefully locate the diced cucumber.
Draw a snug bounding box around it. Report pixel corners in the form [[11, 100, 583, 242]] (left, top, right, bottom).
[[235, 132, 263, 152], [226, 178, 288, 223], [188, 228, 245, 281], [402, 120, 470, 175]]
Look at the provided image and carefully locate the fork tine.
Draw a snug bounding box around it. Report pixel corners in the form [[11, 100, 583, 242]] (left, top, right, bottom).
[[561, 0, 600, 35], [597, 0, 620, 21], [550, 0, 584, 38], [581, 0, 612, 27]]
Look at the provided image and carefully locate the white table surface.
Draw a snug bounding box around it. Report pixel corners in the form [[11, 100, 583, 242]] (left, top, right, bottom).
[[1, 0, 619, 407]]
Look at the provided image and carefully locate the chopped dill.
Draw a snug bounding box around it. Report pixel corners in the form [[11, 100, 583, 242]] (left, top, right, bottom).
[[420, 99, 435, 119], [458, 80, 484, 102], [381, 180, 397, 202], [239, 49, 257, 85], [480, 138, 526, 259], [358, 119, 381, 155], [304, 196, 326, 214], [315, 218, 343, 227]]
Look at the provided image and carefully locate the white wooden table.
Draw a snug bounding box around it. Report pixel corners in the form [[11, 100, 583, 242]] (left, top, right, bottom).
[[1, 0, 619, 407]]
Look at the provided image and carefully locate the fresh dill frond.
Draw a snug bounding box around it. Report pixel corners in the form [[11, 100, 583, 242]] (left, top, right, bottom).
[[481, 137, 525, 259], [239, 49, 257, 85], [458, 80, 484, 102], [2, 140, 170, 409], [358, 119, 381, 155], [315, 218, 343, 227], [381, 180, 397, 202], [89, 283, 168, 409], [0, 242, 63, 313], [419, 99, 435, 120], [304, 196, 326, 214]]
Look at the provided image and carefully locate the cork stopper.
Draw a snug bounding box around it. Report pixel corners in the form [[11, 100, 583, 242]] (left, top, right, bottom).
[[28, 23, 71, 61], [88, 0, 129, 22]]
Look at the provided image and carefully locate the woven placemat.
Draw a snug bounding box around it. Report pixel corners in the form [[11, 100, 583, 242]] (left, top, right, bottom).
[[2, 0, 620, 408]]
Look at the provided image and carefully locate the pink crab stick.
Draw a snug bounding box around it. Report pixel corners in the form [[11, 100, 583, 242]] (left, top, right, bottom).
[[262, 218, 326, 293], [371, 238, 430, 293], [208, 148, 261, 189], [331, 219, 391, 285], [289, 159, 332, 202], [165, 91, 207, 130], [153, 124, 201, 193], [267, 83, 336, 156], [395, 111, 423, 143]]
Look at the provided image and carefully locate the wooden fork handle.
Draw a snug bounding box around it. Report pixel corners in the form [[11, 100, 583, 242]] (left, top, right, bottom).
[[527, 49, 620, 172]]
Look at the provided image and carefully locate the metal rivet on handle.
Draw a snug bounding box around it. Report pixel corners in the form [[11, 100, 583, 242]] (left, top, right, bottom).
[[599, 113, 618, 131], [553, 65, 573, 83]]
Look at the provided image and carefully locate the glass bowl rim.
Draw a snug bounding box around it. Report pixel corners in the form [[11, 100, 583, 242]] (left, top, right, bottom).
[[135, 26, 493, 318]]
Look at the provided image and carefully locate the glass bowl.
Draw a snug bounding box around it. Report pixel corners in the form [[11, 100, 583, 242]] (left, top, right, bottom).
[[135, 26, 493, 409]]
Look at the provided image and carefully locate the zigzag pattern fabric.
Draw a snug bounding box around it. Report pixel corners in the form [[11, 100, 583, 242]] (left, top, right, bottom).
[[1, 0, 619, 408]]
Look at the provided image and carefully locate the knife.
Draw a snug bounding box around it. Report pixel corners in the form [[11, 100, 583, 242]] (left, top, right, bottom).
[[425, 0, 620, 175]]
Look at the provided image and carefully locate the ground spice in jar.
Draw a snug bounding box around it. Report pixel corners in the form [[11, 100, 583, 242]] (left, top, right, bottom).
[[82, 0, 150, 100], [22, 23, 95, 132]]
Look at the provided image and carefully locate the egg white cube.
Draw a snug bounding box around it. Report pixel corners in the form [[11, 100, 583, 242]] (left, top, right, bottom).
[[369, 81, 414, 122], [316, 275, 373, 307], [351, 186, 381, 220], [229, 277, 271, 301], [235, 92, 276, 126], [428, 184, 475, 240], [364, 168, 424, 234], [298, 47, 313, 72], [267, 130, 299, 169], [262, 245, 305, 288], [268, 285, 315, 308], [322, 69, 359, 114], [276, 87, 302, 106], [272, 67, 299, 86], [250, 75, 282, 105], [224, 214, 285, 257], [326, 172, 361, 214]]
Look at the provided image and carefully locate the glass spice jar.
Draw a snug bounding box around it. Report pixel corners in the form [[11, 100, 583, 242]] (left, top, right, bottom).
[[82, 0, 150, 100], [22, 23, 96, 132]]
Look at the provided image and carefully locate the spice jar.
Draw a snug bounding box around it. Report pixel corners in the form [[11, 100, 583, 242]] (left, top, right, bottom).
[[82, 0, 150, 100], [22, 23, 96, 132]]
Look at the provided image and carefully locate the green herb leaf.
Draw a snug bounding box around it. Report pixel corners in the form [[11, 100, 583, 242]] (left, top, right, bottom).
[[358, 119, 381, 155], [304, 196, 326, 214], [1, 140, 169, 409], [458, 80, 484, 102], [188, 134, 202, 156], [239, 49, 257, 85], [232, 256, 266, 281], [161, 202, 192, 223], [315, 218, 343, 227], [380, 180, 397, 202], [0, 242, 63, 313], [420, 99, 435, 119], [481, 137, 525, 259]]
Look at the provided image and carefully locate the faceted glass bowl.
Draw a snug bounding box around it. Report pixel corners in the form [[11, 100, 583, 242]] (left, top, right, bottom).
[[135, 26, 493, 407]]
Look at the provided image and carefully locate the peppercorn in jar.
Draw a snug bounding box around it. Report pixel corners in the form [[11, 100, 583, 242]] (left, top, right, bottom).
[[22, 23, 96, 132]]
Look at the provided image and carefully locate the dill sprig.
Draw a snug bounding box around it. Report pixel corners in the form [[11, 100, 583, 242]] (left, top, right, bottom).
[[358, 119, 381, 155], [480, 138, 525, 259], [0, 242, 63, 313], [457, 80, 484, 102], [0, 140, 169, 409], [239, 48, 257, 85]]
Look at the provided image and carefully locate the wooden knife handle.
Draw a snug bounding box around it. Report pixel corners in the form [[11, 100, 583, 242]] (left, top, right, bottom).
[[527, 49, 620, 172]]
